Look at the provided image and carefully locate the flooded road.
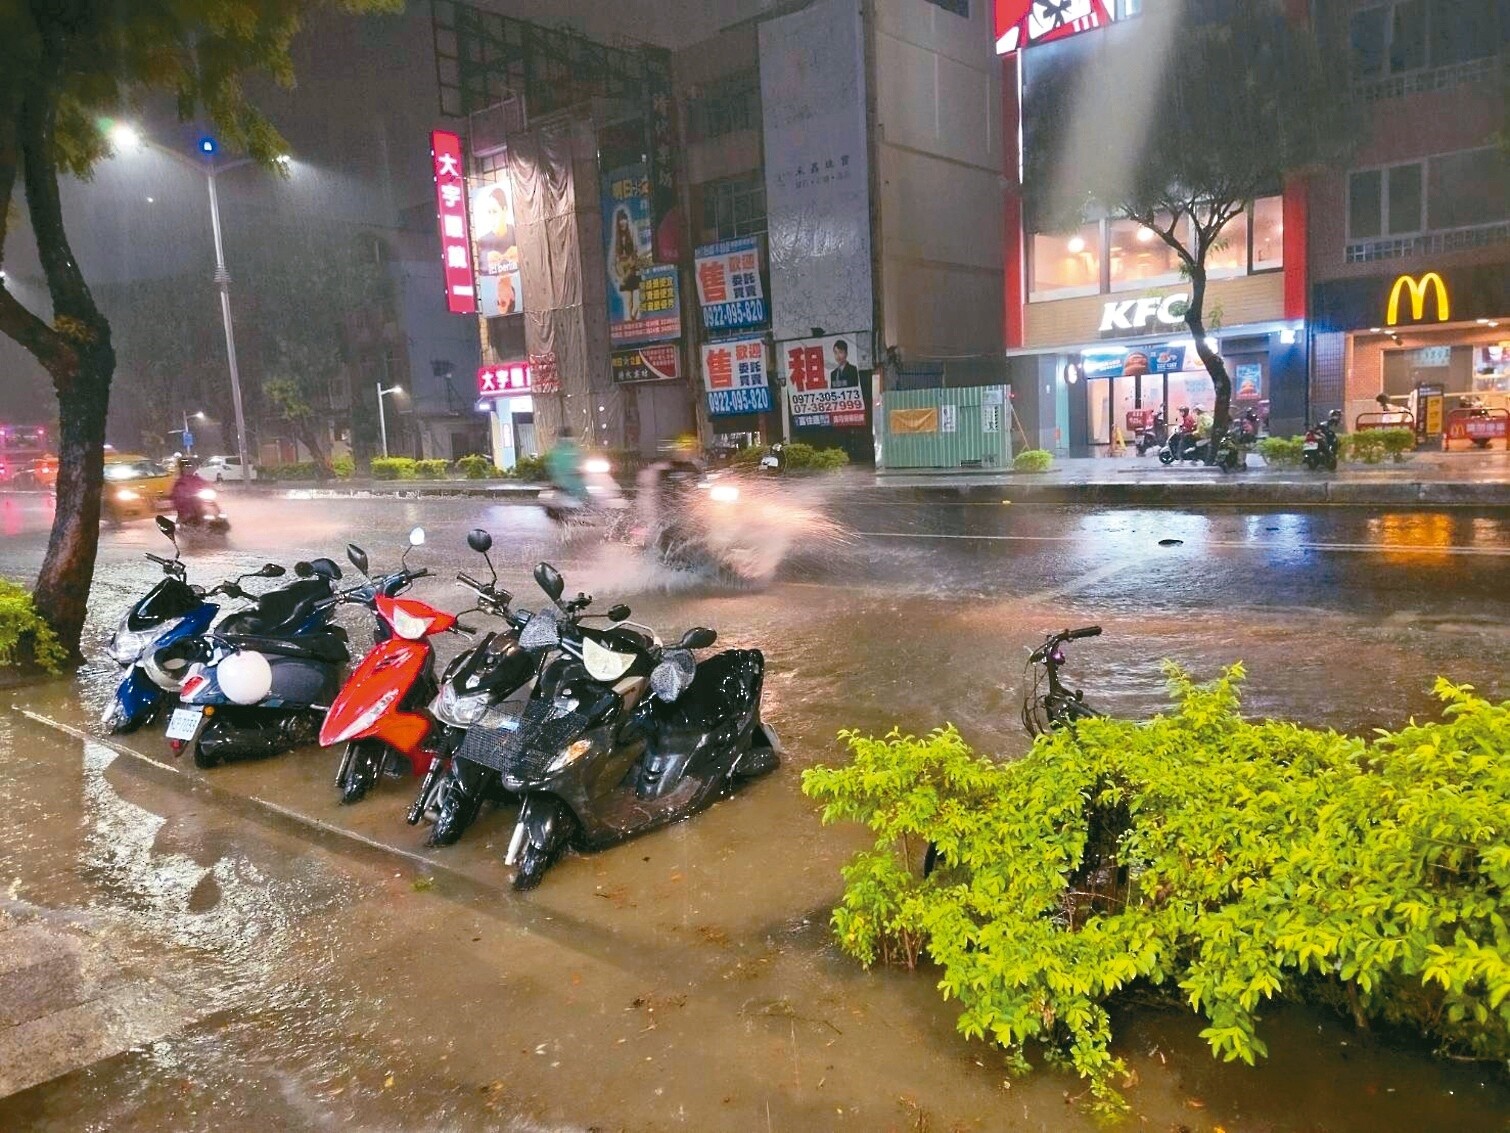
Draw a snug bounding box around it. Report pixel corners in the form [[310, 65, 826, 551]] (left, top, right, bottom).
[[1, 485, 1507, 1130]]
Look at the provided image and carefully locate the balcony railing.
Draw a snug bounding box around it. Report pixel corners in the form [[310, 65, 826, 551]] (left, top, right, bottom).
[[1345, 221, 1510, 265]]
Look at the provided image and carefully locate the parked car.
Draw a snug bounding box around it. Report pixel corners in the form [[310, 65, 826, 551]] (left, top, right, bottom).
[[201, 454, 257, 482], [13, 455, 60, 490], [103, 456, 173, 523]]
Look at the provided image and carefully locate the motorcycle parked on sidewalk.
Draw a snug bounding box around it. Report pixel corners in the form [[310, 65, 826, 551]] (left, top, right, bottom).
[[101, 515, 284, 733], [320, 527, 474, 804], [759, 443, 786, 473], [1302, 410, 1343, 472], [1135, 411, 1168, 457], [460, 561, 780, 890], [158, 557, 349, 767], [410, 529, 544, 844], [1213, 409, 1262, 474]]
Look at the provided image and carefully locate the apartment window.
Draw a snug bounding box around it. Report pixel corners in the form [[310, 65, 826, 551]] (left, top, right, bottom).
[[923, 0, 969, 15], [1030, 222, 1101, 298], [699, 173, 766, 242], [686, 72, 759, 143], [1207, 209, 1249, 277], [1429, 0, 1510, 66], [1428, 148, 1510, 229], [1349, 164, 1424, 240], [1349, 170, 1384, 239], [1351, 0, 1508, 77], [1350, 1, 1426, 77]]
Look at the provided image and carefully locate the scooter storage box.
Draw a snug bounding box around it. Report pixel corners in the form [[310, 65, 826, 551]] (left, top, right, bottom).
[[268, 655, 341, 706]]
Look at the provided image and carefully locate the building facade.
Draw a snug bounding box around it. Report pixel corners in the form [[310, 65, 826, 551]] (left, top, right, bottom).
[[1308, 0, 1509, 448]]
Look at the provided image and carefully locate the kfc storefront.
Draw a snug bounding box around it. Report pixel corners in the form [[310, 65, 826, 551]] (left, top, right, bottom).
[[1011, 274, 1307, 453]]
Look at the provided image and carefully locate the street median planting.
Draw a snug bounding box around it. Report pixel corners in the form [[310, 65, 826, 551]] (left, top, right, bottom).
[[1256, 436, 1304, 466], [1346, 428, 1415, 464], [455, 454, 503, 480], [415, 458, 451, 480], [0, 580, 67, 673], [801, 669, 1510, 1115], [370, 457, 418, 481]]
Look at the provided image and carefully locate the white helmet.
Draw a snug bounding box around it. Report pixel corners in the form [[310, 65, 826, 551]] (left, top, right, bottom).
[[218, 649, 273, 705]]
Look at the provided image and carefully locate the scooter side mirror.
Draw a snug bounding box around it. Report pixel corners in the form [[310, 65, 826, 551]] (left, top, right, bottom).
[[294, 561, 314, 578], [346, 544, 370, 575], [466, 529, 493, 554], [156, 515, 177, 539], [259, 563, 286, 578], [607, 604, 631, 622], [679, 627, 718, 650], [534, 562, 565, 603]]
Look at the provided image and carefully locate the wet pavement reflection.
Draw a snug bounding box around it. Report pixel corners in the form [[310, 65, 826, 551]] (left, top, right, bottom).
[[0, 486, 1506, 1130]]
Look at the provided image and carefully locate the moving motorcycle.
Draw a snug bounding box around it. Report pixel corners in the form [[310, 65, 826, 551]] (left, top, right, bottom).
[[101, 515, 284, 733], [410, 529, 542, 842], [174, 486, 231, 535], [159, 557, 349, 767], [320, 527, 472, 804], [1135, 411, 1168, 457], [458, 561, 780, 890], [1302, 410, 1342, 471], [538, 456, 629, 528]]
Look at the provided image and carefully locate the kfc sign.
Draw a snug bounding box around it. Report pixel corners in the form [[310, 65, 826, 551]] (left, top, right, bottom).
[[1100, 292, 1189, 334], [431, 131, 475, 315], [477, 362, 530, 396], [996, 0, 1114, 55]]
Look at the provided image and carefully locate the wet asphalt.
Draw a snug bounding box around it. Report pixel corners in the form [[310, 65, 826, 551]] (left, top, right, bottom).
[[0, 481, 1506, 1131]]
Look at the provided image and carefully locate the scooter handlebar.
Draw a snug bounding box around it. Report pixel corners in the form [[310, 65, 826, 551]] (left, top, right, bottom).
[[1063, 626, 1102, 641], [457, 572, 484, 592], [407, 568, 430, 581]]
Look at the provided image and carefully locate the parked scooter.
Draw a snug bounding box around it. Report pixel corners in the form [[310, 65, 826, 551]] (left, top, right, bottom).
[[158, 557, 349, 767], [320, 527, 474, 804], [759, 443, 786, 472], [412, 531, 546, 843], [1302, 410, 1343, 471], [101, 515, 284, 733], [1213, 408, 1261, 473], [1135, 411, 1168, 457], [460, 561, 780, 890]]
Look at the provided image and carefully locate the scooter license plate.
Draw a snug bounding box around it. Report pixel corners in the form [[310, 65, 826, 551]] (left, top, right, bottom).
[[1302, 442, 1319, 451], [165, 707, 204, 741]]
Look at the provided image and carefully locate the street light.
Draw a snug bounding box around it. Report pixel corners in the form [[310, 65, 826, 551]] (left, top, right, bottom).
[[105, 122, 290, 486], [377, 384, 403, 458]]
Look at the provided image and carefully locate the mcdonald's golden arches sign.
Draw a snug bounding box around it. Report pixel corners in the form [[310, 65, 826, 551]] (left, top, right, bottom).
[[1385, 272, 1450, 326]]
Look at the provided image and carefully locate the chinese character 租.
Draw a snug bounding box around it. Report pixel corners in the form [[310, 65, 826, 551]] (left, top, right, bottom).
[[787, 345, 827, 391]]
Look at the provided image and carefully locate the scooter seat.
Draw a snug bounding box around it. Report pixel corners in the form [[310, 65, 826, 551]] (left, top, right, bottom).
[[218, 579, 332, 636], [223, 628, 350, 664]]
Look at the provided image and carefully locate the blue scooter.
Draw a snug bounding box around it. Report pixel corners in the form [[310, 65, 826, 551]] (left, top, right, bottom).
[[102, 516, 285, 734]]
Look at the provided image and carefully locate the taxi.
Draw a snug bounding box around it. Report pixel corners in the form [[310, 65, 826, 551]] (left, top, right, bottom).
[[103, 454, 173, 523]]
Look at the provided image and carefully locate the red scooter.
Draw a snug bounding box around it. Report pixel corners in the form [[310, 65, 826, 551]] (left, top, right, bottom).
[[321, 528, 471, 804]]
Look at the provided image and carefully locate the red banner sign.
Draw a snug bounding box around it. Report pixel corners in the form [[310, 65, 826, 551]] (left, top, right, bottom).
[[477, 362, 530, 396], [431, 131, 476, 315], [995, 0, 1113, 55]]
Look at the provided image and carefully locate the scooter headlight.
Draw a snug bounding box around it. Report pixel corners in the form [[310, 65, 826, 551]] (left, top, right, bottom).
[[433, 683, 492, 727], [546, 738, 593, 775], [708, 484, 740, 503], [196, 488, 218, 501], [108, 617, 182, 665], [583, 458, 611, 474], [328, 688, 401, 745], [114, 488, 141, 502]]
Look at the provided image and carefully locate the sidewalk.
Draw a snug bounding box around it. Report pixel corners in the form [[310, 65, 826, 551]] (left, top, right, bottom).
[[870, 450, 1510, 508]]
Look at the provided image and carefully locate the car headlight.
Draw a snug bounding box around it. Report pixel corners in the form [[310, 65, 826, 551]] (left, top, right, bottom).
[[709, 484, 740, 503], [115, 488, 140, 501], [433, 683, 492, 727], [546, 737, 593, 775]]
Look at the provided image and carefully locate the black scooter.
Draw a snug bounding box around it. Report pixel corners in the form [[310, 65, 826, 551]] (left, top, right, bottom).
[[458, 562, 780, 889], [1302, 410, 1342, 471], [1135, 411, 1168, 456]]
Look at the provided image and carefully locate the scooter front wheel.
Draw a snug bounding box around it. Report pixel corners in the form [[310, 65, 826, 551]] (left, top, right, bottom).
[[338, 740, 383, 805], [1157, 448, 1175, 466], [510, 796, 577, 891]]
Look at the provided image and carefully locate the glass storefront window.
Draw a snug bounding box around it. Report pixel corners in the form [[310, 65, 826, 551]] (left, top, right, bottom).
[[1251, 196, 1284, 270], [1108, 215, 1183, 290], [1166, 371, 1217, 418], [1030, 222, 1101, 298], [1207, 209, 1248, 277]]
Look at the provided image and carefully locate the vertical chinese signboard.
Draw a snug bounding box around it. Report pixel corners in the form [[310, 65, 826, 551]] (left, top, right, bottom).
[[783, 335, 869, 428], [694, 237, 767, 333], [702, 336, 774, 417], [431, 131, 475, 315], [759, 0, 873, 346], [602, 162, 682, 345]]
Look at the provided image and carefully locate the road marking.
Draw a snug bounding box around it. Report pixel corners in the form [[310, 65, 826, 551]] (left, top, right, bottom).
[[850, 530, 1510, 557]]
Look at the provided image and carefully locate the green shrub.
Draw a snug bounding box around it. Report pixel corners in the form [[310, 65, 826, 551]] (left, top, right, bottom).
[[455, 453, 502, 480], [730, 444, 766, 468], [330, 455, 355, 479], [0, 580, 66, 673], [510, 453, 547, 481], [1257, 435, 1304, 466], [261, 462, 317, 482], [371, 457, 417, 481], [414, 458, 451, 480], [782, 442, 849, 472], [1380, 427, 1415, 461], [1345, 430, 1387, 464], [802, 672, 1510, 1115], [1012, 448, 1053, 473]]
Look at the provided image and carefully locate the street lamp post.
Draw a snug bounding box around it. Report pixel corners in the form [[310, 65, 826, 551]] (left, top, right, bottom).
[[377, 383, 403, 458]]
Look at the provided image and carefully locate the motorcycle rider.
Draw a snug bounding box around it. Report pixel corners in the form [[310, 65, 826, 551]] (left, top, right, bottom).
[[1171, 406, 1196, 459], [636, 436, 704, 541], [1192, 406, 1215, 462], [170, 459, 213, 523], [545, 425, 587, 504]]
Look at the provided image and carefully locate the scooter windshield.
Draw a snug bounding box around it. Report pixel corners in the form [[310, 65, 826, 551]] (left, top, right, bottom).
[[582, 635, 636, 683]]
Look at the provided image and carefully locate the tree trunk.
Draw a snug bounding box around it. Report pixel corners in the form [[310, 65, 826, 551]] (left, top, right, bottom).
[[1184, 265, 1233, 443]]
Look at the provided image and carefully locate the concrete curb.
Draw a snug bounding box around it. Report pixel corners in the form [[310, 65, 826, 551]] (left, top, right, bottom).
[[860, 478, 1509, 508]]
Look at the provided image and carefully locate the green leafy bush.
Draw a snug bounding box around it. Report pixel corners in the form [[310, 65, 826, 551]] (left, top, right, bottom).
[[1257, 435, 1303, 466], [455, 453, 502, 480], [415, 458, 451, 480], [330, 455, 355, 479], [371, 457, 417, 481], [0, 580, 67, 673], [730, 444, 766, 468], [1380, 427, 1415, 461], [783, 442, 849, 472], [1345, 430, 1387, 463], [802, 672, 1510, 1115], [1012, 448, 1053, 473], [510, 453, 547, 481]]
